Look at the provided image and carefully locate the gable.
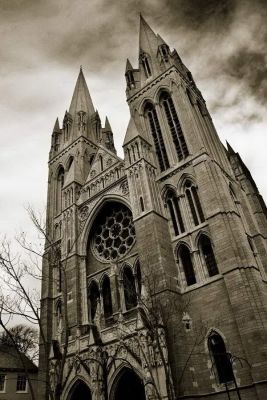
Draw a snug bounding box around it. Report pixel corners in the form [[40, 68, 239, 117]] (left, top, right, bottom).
[[85, 146, 123, 183]]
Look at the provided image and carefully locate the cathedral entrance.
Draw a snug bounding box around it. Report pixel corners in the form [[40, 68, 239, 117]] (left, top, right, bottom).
[[67, 380, 92, 400], [113, 368, 146, 400]]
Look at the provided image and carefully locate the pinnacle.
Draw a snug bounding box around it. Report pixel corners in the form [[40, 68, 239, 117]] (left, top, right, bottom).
[[226, 141, 236, 155], [125, 58, 133, 72], [123, 116, 147, 146], [69, 68, 95, 116], [53, 117, 60, 132], [105, 117, 112, 131]]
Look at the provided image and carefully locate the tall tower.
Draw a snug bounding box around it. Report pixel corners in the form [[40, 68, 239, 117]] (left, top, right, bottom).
[[40, 16, 267, 400]]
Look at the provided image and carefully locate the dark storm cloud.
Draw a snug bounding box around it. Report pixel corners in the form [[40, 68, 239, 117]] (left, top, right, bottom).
[[165, 0, 235, 31], [225, 48, 267, 104], [0, 0, 266, 239]]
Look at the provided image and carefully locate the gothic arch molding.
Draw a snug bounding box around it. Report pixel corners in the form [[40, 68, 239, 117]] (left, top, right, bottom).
[[65, 154, 74, 171], [138, 97, 155, 115], [88, 277, 100, 290], [79, 195, 132, 255], [204, 328, 229, 353], [177, 172, 196, 192], [161, 184, 177, 201], [153, 85, 172, 104], [99, 272, 111, 288], [119, 262, 134, 280], [55, 163, 65, 178], [194, 229, 211, 248], [175, 240, 191, 256], [133, 257, 141, 273], [108, 363, 144, 400], [61, 376, 92, 400]]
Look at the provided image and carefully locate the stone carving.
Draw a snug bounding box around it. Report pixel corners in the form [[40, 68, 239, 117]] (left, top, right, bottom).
[[120, 180, 129, 195], [106, 157, 113, 167], [79, 205, 90, 221]]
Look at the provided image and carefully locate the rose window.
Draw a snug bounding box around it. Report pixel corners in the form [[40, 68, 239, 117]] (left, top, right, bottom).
[[91, 203, 135, 262]]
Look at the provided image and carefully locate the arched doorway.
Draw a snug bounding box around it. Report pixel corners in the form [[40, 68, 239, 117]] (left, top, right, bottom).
[[68, 380, 92, 400], [113, 368, 146, 400]]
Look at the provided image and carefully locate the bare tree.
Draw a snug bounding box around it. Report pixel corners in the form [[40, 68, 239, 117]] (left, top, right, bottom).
[[0, 206, 78, 400], [0, 323, 38, 360]]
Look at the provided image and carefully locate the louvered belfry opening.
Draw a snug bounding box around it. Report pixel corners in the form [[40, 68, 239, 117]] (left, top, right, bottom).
[[160, 91, 189, 161], [145, 102, 170, 172]]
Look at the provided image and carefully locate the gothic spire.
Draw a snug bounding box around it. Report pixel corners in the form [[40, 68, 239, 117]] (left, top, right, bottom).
[[53, 117, 60, 133], [123, 116, 148, 146], [139, 14, 158, 56], [125, 58, 133, 72], [226, 141, 236, 155], [69, 67, 95, 116], [104, 116, 112, 131]]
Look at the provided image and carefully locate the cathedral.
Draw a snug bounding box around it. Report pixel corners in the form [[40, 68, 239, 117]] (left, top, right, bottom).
[[39, 16, 267, 400]]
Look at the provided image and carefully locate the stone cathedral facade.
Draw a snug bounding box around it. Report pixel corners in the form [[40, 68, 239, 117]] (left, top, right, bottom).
[[39, 16, 267, 400]]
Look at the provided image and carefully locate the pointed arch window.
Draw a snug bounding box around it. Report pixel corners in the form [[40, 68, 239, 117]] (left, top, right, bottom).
[[144, 102, 169, 172], [56, 300, 63, 333], [208, 332, 234, 384], [199, 236, 218, 277], [58, 262, 62, 293], [159, 44, 170, 62], [140, 196, 145, 212], [136, 261, 142, 297], [99, 155, 103, 171], [185, 180, 205, 226], [179, 245, 196, 286], [88, 281, 100, 322], [126, 70, 135, 89], [102, 276, 113, 319], [160, 92, 189, 161], [140, 53, 152, 78], [166, 189, 185, 236], [63, 113, 72, 141], [123, 267, 137, 310], [67, 156, 74, 171], [89, 153, 95, 166], [56, 167, 64, 214]]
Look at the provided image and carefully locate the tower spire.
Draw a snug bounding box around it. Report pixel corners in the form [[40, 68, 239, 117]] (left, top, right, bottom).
[[69, 68, 95, 116], [125, 58, 133, 72], [53, 117, 60, 133], [139, 14, 158, 55]]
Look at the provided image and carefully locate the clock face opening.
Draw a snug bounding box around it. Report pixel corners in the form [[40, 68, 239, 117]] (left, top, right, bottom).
[[90, 202, 135, 262]]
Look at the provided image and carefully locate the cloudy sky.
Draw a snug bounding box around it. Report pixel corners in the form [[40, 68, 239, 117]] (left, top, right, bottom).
[[0, 0, 266, 240]]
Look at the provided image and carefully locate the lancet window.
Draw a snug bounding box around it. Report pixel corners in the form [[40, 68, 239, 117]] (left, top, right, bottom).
[[208, 332, 234, 384], [158, 44, 170, 62], [136, 261, 142, 297], [123, 266, 137, 310], [88, 281, 100, 322], [126, 70, 135, 89], [199, 235, 218, 277], [56, 166, 64, 214], [144, 102, 170, 172], [102, 276, 113, 319], [166, 189, 185, 236], [140, 53, 152, 78], [160, 91, 189, 161], [184, 180, 205, 226], [179, 244, 196, 286]]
